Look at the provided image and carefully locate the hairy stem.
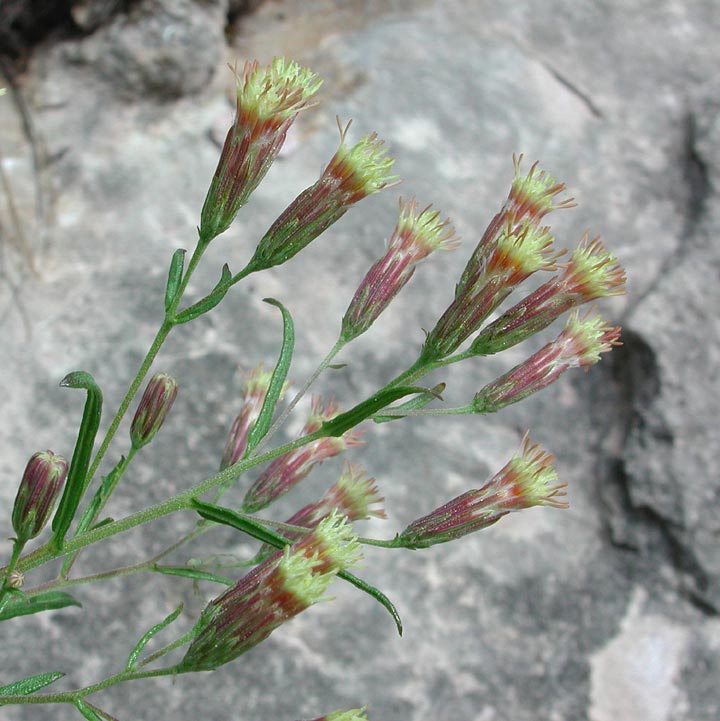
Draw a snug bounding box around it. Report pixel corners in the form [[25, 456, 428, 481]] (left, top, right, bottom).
[[12, 430, 324, 576], [0, 539, 25, 615], [0, 666, 184, 707]]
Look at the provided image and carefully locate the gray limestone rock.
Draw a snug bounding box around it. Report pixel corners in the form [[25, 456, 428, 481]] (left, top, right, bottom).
[[62, 0, 228, 100], [0, 1, 719, 721]]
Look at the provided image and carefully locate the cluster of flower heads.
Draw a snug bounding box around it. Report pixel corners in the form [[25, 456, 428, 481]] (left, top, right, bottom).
[[174, 59, 625, 700], [5, 57, 627, 721]]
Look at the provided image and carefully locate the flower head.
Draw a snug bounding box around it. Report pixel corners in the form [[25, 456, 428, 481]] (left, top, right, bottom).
[[242, 397, 364, 513], [288, 462, 386, 529], [130, 373, 178, 449], [12, 451, 68, 543], [470, 235, 626, 355], [341, 198, 458, 342], [220, 365, 279, 469], [254, 463, 385, 562], [398, 436, 566, 548], [322, 463, 386, 521], [199, 58, 322, 242], [421, 217, 560, 360], [236, 58, 322, 128], [559, 234, 627, 300], [504, 153, 575, 225], [324, 120, 398, 204], [249, 119, 398, 270], [180, 513, 360, 671], [473, 308, 621, 412]]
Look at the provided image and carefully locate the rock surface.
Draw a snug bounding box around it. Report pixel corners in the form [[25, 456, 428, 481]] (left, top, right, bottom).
[[1, 1, 718, 720]]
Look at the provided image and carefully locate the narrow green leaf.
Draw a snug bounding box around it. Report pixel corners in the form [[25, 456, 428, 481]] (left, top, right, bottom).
[[125, 603, 184, 671], [89, 517, 114, 531], [191, 498, 284, 548], [374, 382, 446, 423], [244, 298, 294, 454], [0, 671, 65, 696], [74, 457, 124, 537], [321, 386, 430, 437], [338, 569, 403, 636], [52, 371, 103, 548], [74, 699, 103, 721], [174, 264, 232, 323], [0, 591, 81, 621], [164, 248, 186, 312], [151, 565, 232, 586]]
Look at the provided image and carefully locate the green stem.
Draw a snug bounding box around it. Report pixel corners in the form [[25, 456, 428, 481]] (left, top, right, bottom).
[[13, 430, 324, 576], [62, 449, 137, 578], [0, 666, 183, 707], [372, 404, 474, 418], [83, 240, 209, 496], [0, 538, 25, 615], [358, 535, 406, 549], [83, 320, 173, 490], [87, 448, 136, 528], [135, 629, 195, 669], [25, 526, 204, 597], [381, 347, 476, 393]]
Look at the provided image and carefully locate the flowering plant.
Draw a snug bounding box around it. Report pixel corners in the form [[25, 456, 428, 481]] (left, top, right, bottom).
[[0, 58, 624, 720]]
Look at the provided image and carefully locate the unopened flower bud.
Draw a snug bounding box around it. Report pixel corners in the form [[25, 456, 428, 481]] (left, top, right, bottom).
[[341, 198, 458, 342], [180, 513, 360, 671], [398, 436, 566, 548], [130, 373, 178, 449], [242, 397, 363, 513], [473, 309, 621, 412], [284, 462, 386, 531], [12, 451, 68, 542], [220, 365, 279, 469], [199, 58, 322, 242], [7, 570, 24, 589], [249, 119, 398, 271], [255, 463, 385, 561]]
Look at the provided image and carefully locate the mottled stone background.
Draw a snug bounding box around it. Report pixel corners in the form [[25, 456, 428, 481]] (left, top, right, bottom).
[[1, 1, 718, 720]]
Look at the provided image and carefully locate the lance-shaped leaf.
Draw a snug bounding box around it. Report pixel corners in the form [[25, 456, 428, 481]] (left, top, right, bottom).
[[192, 498, 283, 547], [73, 456, 125, 538], [174, 264, 232, 324], [321, 386, 431, 437], [164, 248, 186, 312], [125, 603, 184, 671], [0, 591, 81, 622], [191, 498, 402, 634], [337, 569, 402, 636], [373, 382, 446, 423], [244, 298, 294, 454], [74, 699, 106, 721], [51, 371, 102, 549], [0, 672, 65, 697], [151, 565, 233, 587]]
